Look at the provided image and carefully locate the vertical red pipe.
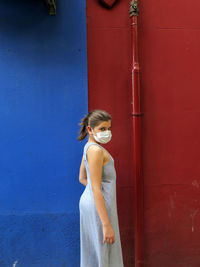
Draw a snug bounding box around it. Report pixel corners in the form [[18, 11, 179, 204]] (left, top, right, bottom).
[[130, 1, 144, 267]]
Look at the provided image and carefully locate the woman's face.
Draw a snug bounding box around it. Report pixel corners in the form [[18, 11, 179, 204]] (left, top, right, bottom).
[[87, 120, 112, 136]]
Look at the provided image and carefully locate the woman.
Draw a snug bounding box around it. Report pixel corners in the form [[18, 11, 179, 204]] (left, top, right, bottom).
[[78, 109, 124, 267]]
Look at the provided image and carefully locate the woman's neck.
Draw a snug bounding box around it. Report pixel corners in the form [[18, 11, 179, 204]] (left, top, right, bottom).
[[88, 135, 97, 143]]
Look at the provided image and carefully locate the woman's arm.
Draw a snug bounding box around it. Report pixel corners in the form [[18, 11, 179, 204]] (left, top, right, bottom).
[[87, 146, 111, 227], [79, 156, 88, 186]]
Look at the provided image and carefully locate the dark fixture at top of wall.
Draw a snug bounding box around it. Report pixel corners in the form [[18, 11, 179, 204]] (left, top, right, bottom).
[[43, 0, 56, 15], [99, 0, 119, 9]]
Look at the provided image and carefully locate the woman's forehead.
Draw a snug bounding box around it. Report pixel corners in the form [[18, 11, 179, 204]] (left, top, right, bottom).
[[97, 120, 111, 127]]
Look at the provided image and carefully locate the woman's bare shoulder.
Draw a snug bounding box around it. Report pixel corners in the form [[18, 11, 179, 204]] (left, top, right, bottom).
[[87, 144, 103, 153], [87, 144, 103, 157]]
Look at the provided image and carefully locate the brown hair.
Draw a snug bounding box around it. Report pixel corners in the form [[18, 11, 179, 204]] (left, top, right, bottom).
[[78, 109, 112, 141]]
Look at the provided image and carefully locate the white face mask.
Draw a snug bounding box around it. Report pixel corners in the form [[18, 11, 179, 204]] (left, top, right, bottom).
[[93, 130, 112, 144]]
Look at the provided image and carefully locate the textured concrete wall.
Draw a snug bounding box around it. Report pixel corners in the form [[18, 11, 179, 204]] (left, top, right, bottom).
[[0, 0, 87, 266]]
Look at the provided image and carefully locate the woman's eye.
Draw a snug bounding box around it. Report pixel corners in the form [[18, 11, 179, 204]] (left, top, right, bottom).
[[100, 127, 105, 131]]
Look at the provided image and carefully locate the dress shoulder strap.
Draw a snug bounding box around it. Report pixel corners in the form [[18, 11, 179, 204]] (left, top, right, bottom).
[[83, 142, 114, 162]]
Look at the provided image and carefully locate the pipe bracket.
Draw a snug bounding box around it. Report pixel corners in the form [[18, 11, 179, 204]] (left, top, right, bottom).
[[130, 0, 139, 17]]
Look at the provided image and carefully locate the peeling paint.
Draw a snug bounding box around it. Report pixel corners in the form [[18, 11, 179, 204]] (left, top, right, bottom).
[[168, 203, 172, 218], [169, 195, 175, 210], [190, 209, 199, 232], [192, 180, 199, 188]]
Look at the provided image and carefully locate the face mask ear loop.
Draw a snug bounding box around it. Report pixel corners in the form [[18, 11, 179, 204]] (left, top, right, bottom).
[[91, 128, 95, 136], [91, 128, 98, 141]]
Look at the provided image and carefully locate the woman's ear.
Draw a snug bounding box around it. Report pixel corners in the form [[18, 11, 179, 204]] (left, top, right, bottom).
[[87, 125, 93, 135]]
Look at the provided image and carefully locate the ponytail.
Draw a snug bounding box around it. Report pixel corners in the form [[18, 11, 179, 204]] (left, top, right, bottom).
[[78, 114, 89, 141]]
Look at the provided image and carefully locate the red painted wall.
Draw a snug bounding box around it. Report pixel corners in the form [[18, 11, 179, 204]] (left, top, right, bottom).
[[86, 1, 134, 266], [139, 0, 200, 266], [87, 0, 200, 266]]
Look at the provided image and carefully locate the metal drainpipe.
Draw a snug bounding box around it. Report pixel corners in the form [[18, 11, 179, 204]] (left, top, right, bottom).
[[129, 1, 144, 267]]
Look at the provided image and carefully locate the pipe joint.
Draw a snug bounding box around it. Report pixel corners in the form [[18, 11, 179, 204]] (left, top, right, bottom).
[[133, 63, 140, 71], [131, 112, 144, 117]]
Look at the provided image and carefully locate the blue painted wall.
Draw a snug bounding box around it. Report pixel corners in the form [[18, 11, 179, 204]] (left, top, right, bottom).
[[0, 0, 88, 266]]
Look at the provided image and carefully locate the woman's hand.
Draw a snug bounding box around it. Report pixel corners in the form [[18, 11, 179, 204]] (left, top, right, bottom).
[[103, 223, 115, 244]]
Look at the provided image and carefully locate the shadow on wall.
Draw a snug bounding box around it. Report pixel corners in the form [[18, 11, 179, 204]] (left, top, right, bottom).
[[0, 0, 84, 65], [0, 0, 51, 33]]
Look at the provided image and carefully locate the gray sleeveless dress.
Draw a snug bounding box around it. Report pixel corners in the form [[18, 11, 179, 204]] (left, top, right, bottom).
[[79, 142, 124, 267]]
